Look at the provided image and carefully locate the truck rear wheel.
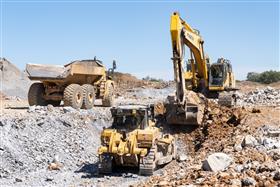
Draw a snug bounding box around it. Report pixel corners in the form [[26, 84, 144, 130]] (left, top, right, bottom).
[[63, 84, 83, 109], [28, 83, 48, 106], [102, 84, 114, 107], [81, 84, 95, 109]]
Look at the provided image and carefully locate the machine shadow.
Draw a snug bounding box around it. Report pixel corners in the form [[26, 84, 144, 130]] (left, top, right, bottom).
[[75, 162, 140, 179]]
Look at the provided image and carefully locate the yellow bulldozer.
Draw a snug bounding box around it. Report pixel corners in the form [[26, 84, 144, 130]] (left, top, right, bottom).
[[166, 12, 238, 125], [98, 105, 176, 176]]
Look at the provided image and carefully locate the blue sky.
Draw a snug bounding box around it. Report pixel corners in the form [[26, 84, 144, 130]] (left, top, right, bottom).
[[1, 0, 279, 80]]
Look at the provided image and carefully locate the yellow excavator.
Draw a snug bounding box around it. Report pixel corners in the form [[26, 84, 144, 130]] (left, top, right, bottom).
[[166, 12, 237, 125]]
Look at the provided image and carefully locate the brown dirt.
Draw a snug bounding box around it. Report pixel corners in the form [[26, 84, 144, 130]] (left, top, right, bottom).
[[113, 72, 172, 95], [137, 102, 280, 187]]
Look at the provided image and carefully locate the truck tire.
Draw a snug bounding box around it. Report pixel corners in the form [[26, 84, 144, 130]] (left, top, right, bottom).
[[28, 83, 48, 106], [81, 84, 95, 109], [102, 84, 114, 107], [63, 84, 83, 109]]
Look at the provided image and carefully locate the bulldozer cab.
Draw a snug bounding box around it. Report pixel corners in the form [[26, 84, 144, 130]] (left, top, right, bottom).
[[111, 105, 151, 133]]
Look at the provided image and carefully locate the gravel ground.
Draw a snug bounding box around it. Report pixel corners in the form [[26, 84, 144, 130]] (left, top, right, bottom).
[[0, 87, 173, 187], [0, 86, 279, 186]]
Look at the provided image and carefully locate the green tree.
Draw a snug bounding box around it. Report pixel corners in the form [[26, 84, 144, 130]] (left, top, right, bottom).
[[246, 70, 280, 84]]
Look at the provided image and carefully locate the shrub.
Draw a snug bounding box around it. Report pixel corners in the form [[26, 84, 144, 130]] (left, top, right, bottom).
[[142, 76, 163, 82], [247, 70, 280, 84]]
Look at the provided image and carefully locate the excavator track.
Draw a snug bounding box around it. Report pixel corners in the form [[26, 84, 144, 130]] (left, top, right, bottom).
[[218, 92, 236, 107], [139, 146, 156, 176], [98, 154, 113, 174]]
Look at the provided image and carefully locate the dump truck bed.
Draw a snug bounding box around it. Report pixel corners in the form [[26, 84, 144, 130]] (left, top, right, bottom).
[[26, 60, 106, 82], [26, 64, 66, 80]]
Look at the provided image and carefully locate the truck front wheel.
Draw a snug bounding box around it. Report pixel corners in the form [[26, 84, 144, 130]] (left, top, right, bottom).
[[102, 84, 114, 107]]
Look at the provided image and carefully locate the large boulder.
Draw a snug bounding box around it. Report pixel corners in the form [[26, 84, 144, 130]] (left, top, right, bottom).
[[202, 152, 233, 172]]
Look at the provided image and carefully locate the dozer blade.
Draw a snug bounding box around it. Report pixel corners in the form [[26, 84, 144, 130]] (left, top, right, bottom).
[[165, 102, 203, 126]]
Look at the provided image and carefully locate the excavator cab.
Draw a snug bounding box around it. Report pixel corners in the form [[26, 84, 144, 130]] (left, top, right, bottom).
[[209, 58, 231, 89], [209, 64, 226, 86]]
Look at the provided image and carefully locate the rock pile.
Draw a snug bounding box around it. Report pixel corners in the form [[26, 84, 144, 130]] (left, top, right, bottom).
[[240, 87, 280, 106], [0, 106, 112, 186]]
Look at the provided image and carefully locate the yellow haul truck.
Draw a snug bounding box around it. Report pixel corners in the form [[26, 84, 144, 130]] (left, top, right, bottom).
[[26, 58, 116, 109], [98, 105, 176, 176]]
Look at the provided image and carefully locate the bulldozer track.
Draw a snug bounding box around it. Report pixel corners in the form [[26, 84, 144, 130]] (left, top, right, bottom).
[[139, 146, 156, 176]]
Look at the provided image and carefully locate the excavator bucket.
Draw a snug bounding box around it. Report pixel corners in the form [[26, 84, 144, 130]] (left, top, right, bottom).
[[165, 102, 202, 126]]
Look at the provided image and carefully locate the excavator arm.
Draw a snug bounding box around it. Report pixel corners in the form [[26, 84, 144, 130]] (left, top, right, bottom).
[[165, 12, 207, 126], [170, 12, 208, 104]]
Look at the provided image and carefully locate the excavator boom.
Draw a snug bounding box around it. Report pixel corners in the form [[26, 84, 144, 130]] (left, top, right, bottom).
[[167, 12, 236, 125], [170, 12, 209, 94]]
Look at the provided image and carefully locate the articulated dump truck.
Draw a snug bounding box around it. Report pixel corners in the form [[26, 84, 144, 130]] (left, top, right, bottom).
[[98, 105, 176, 176], [26, 58, 116, 109]]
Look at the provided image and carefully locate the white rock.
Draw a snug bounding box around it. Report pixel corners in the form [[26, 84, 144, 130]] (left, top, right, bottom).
[[242, 135, 258, 147], [63, 107, 76, 113], [234, 142, 243, 152], [234, 164, 243, 173], [178, 154, 188, 162], [202, 152, 233, 172], [263, 138, 280, 149], [231, 179, 241, 186], [267, 130, 280, 137]]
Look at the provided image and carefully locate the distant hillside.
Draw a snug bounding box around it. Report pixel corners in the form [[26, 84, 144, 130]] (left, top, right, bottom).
[[0, 58, 31, 98]]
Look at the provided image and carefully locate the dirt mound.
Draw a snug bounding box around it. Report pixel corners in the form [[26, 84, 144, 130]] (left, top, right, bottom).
[[113, 72, 172, 95], [0, 58, 31, 98], [139, 102, 280, 186]]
